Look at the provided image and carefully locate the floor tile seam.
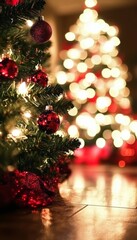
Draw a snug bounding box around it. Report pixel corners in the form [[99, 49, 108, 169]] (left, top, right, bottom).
[[86, 204, 137, 210], [68, 205, 88, 217]]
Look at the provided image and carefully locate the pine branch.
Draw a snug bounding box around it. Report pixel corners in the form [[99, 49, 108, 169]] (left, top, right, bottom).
[[53, 98, 74, 115], [0, 0, 46, 27], [25, 84, 63, 109], [15, 133, 80, 175]]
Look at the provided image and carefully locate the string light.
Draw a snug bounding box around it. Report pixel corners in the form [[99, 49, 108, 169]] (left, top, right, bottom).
[[23, 111, 31, 119], [85, 0, 97, 8], [55, 0, 136, 158], [26, 20, 33, 27], [17, 82, 28, 95], [8, 128, 26, 141]]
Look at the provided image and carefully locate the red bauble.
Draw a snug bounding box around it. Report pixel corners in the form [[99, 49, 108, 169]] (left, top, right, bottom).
[[30, 19, 52, 43], [37, 109, 60, 134], [30, 70, 48, 87], [5, 0, 22, 6], [0, 58, 18, 79]]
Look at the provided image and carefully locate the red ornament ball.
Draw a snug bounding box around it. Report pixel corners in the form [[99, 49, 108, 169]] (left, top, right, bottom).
[[0, 58, 18, 79], [30, 19, 52, 43], [5, 0, 22, 6], [30, 70, 48, 87], [37, 109, 60, 134]]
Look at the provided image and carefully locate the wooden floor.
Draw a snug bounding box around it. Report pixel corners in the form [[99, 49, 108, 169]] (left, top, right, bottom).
[[1, 164, 137, 240]]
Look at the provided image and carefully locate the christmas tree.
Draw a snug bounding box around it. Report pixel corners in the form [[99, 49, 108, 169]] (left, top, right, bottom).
[[55, 0, 137, 165], [0, 0, 80, 209]]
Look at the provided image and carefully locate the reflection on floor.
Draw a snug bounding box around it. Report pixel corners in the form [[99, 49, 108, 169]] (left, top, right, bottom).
[[1, 165, 137, 240]]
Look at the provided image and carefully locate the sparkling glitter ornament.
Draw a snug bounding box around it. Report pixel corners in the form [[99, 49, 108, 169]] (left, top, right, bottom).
[[0, 58, 18, 79], [13, 171, 55, 208], [5, 0, 22, 6], [37, 107, 60, 134], [0, 170, 56, 209], [30, 70, 48, 87], [30, 19, 52, 43]]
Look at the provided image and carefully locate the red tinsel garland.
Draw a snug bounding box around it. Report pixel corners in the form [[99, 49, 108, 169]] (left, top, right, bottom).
[[0, 156, 71, 209], [0, 170, 56, 209]]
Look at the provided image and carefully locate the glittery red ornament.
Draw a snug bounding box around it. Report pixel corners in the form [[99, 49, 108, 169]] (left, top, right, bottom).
[[5, 0, 22, 6], [13, 171, 55, 208], [37, 109, 60, 134], [30, 70, 48, 87], [30, 19, 52, 43], [0, 170, 56, 209], [0, 58, 18, 79]]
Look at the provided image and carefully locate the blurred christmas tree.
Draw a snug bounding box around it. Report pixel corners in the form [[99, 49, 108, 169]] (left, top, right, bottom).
[[55, 0, 137, 165], [0, 0, 80, 209]]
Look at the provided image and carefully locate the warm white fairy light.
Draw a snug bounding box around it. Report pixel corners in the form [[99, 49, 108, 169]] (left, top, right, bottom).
[[76, 89, 87, 101], [76, 113, 94, 129], [63, 59, 74, 69], [113, 138, 123, 148], [86, 88, 95, 98], [86, 72, 96, 82], [121, 129, 131, 141], [111, 67, 120, 78], [68, 125, 79, 138], [95, 113, 105, 123], [26, 20, 33, 27], [68, 107, 78, 116], [115, 114, 126, 125], [80, 38, 94, 49], [17, 82, 28, 95], [69, 82, 79, 93], [101, 68, 111, 78], [80, 9, 97, 23], [67, 49, 80, 59], [96, 138, 106, 148], [91, 55, 102, 65], [119, 98, 130, 109], [102, 54, 112, 65], [56, 71, 67, 85], [87, 124, 100, 137], [85, 21, 101, 35], [111, 36, 120, 46], [65, 32, 75, 41], [77, 62, 87, 73], [85, 0, 97, 8], [112, 130, 121, 139], [79, 79, 88, 89], [8, 128, 26, 141], [11, 128, 22, 137], [130, 120, 137, 135], [109, 87, 119, 98], [101, 40, 115, 53], [23, 111, 31, 119], [108, 26, 119, 37], [67, 72, 76, 82], [96, 96, 112, 110]]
